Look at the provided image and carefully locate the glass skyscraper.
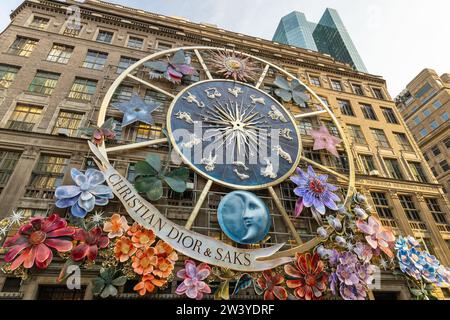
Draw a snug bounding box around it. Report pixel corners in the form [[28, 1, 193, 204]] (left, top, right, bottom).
[[273, 8, 368, 73], [272, 11, 318, 51]]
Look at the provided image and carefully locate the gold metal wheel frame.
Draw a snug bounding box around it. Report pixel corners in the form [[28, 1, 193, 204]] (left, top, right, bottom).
[[96, 46, 356, 263]]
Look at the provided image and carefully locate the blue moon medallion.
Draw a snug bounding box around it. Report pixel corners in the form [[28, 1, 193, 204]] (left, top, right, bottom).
[[217, 191, 271, 244]]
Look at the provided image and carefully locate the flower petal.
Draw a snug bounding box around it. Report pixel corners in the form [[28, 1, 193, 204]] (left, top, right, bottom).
[[45, 239, 73, 252], [85, 169, 105, 185], [55, 186, 81, 199]]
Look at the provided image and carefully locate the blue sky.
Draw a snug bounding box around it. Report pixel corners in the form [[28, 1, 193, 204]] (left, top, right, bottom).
[[0, 0, 449, 96]]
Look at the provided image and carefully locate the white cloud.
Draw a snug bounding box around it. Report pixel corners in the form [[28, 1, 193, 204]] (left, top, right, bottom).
[[0, 0, 449, 96]]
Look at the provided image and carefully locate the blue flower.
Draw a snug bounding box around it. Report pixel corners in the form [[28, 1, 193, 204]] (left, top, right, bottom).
[[290, 166, 340, 217], [55, 168, 114, 218]]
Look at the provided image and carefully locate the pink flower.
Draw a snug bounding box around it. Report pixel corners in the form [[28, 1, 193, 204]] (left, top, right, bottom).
[[70, 227, 109, 262], [3, 214, 74, 270], [356, 216, 395, 258], [176, 260, 211, 300]]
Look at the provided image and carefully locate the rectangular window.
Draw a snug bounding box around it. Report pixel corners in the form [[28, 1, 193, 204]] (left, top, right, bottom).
[[0, 151, 21, 193], [423, 152, 429, 161], [83, 50, 108, 70], [96, 30, 114, 44], [8, 36, 38, 57], [361, 104, 377, 120], [7, 104, 43, 131], [318, 96, 329, 108], [409, 162, 428, 183], [0, 64, 20, 88], [46, 44, 73, 64], [352, 83, 364, 96], [394, 132, 413, 151], [431, 167, 438, 177], [399, 195, 422, 221], [29, 16, 49, 30], [303, 147, 322, 164], [360, 154, 377, 173], [338, 99, 355, 116], [422, 109, 431, 117], [372, 88, 385, 100], [420, 128, 428, 138], [433, 100, 442, 109], [37, 285, 86, 300], [440, 160, 449, 172], [347, 125, 366, 144], [28, 155, 69, 190], [117, 56, 139, 74], [309, 75, 321, 87], [413, 116, 421, 126], [431, 145, 441, 156], [68, 77, 97, 101], [330, 79, 343, 91], [298, 119, 313, 135], [135, 123, 163, 142], [444, 137, 450, 149], [156, 41, 173, 51], [28, 71, 60, 96], [430, 120, 439, 130], [51, 111, 84, 137], [371, 128, 390, 148], [425, 198, 447, 224], [381, 107, 399, 124], [441, 112, 449, 122], [415, 82, 431, 99], [384, 158, 404, 180], [323, 121, 339, 137], [127, 163, 136, 182], [144, 90, 167, 104], [371, 192, 394, 219], [112, 85, 133, 103], [127, 36, 144, 49]]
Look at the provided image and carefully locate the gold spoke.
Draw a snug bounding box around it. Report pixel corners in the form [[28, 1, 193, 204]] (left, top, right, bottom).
[[255, 64, 270, 89], [294, 109, 327, 119], [105, 138, 168, 153], [185, 180, 213, 230], [194, 49, 213, 80], [268, 186, 303, 245], [301, 156, 349, 181], [126, 74, 175, 99]]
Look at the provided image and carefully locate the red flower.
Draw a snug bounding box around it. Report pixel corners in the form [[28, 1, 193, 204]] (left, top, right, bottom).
[[3, 214, 74, 270], [71, 227, 109, 262], [284, 253, 328, 300], [257, 270, 288, 300]]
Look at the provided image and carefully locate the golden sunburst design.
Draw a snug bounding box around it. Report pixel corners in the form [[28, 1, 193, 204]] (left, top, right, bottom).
[[209, 50, 259, 82]]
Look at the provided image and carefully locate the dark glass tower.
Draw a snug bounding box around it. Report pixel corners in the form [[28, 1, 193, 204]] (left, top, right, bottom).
[[272, 11, 318, 51], [272, 8, 368, 73]]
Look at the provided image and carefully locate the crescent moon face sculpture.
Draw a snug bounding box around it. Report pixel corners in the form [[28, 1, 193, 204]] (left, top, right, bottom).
[[217, 191, 271, 244]]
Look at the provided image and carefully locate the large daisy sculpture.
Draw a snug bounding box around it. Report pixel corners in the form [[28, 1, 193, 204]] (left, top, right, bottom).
[[209, 50, 258, 82]]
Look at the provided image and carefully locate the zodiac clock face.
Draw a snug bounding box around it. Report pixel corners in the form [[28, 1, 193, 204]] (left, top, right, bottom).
[[167, 79, 302, 190]]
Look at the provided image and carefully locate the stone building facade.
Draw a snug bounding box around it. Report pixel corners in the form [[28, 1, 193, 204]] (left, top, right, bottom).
[[0, 0, 448, 300], [395, 69, 450, 202]]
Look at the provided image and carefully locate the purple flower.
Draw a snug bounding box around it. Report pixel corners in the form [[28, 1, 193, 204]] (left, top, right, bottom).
[[354, 206, 368, 220], [290, 166, 340, 217], [336, 264, 360, 286], [335, 236, 347, 247], [354, 242, 373, 263], [339, 283, 367, 300], [329, 272, 338, 295]]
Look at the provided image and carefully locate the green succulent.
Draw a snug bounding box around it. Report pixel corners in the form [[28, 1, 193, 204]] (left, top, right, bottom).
[[133, 153, 189, 201], [92, 268, 127, 298]]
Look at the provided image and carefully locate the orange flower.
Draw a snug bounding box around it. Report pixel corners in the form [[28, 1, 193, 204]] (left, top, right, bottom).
[[153, 257, 175, 278], [155, 240, 178, 262], [103, 214, 129, 239], [133, 274, 167, 296], [114, 236, 136, 262], [127, 222, 141, 236], [131, 229, 156, 249], [132, 248, 158, 275]]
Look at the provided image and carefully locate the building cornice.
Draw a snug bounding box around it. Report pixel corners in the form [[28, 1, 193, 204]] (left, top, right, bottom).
[[11, 0, 387, 85]]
